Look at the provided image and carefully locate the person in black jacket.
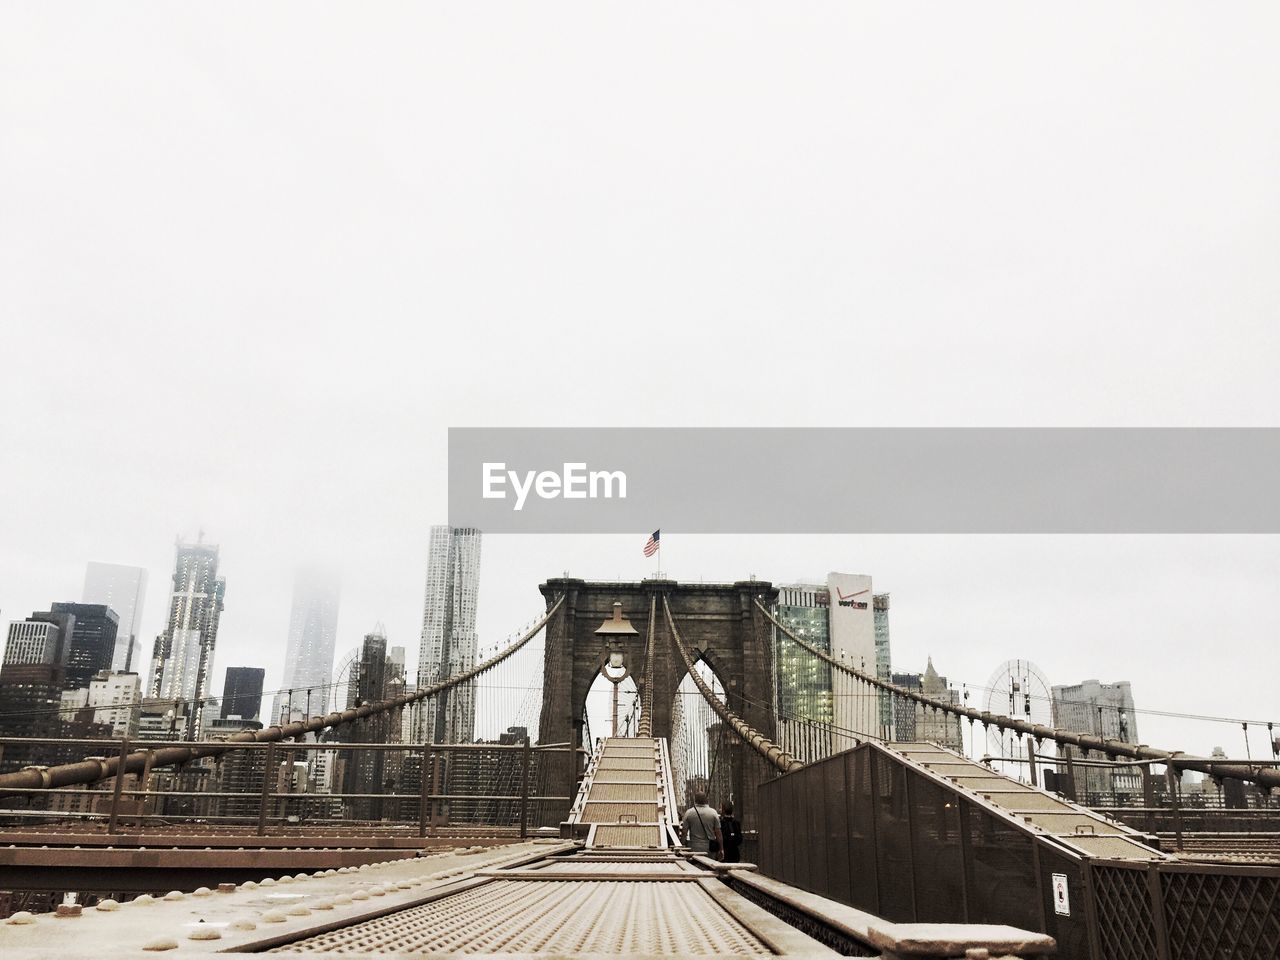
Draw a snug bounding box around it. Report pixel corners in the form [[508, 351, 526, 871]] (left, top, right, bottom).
[[718, 800, 742, 863]]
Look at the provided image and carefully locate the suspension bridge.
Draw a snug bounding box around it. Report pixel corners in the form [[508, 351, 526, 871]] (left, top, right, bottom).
[[0, 578, 1276, 959]]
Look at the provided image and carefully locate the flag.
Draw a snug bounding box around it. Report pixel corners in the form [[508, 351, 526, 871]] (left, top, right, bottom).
[[643, 529, 660, 558]]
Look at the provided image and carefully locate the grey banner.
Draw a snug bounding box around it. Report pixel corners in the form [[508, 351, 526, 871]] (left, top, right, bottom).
[[448, 428, 1280, 533]]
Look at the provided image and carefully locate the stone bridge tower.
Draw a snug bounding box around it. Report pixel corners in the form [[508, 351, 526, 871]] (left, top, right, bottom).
[[537, 577, 779, 814]]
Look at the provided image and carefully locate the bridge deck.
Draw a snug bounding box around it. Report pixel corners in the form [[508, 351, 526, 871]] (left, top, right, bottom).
[[0, 738, 1059, 958], [0, 736, 841, 958], [269, 875, 777, 955]]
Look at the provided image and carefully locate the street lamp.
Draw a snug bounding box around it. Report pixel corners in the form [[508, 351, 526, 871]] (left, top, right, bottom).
[[595, 601, 638, 739]]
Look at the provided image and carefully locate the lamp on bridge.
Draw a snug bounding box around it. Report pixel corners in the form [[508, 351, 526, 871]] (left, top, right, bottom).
[[595, 602, 638, 738]]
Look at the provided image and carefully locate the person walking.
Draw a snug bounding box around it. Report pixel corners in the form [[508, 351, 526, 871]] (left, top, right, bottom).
[[680, 790, 723, 857], [718, 800, 742, 863]]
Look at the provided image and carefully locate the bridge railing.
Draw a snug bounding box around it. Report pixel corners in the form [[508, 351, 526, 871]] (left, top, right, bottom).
[[0, 736, 580, 838], [757, 599, 1280, 793], [0, 598, 565, 800], [755, 741, 1280, 960]]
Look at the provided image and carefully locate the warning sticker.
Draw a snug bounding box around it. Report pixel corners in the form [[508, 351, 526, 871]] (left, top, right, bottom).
[[1052, 873, 1071, 916]]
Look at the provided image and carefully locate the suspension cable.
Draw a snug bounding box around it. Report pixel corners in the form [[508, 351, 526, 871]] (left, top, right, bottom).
[[662, 595, 801, 774], [638, 594, 656, 737], [0, 596, 565, 795], [756, 598, 1280, 790]]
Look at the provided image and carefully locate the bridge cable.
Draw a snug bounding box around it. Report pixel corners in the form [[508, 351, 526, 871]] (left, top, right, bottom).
[[662, 595, 802, 774], [755, 598, 1280, 791], [637, 594, 657, 738], [0, 595, 566, 796]]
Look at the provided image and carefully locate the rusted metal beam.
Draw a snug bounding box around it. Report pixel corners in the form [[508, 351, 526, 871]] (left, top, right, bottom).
[[0, 829, 520, 849], [0, 847, 418, 892]]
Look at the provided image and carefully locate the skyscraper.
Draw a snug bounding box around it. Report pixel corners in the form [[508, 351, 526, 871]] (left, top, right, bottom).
[[82, 562, 148, 672], [341, 629, 395, 819], [148, 538, 226, 738], [0, 612, 107, 771], [416, 526, 482, 744], [1051, 679, 1140, 798], [3, 615, 71, 667], [50, 602, 119, 691], [773, 573, 892, 755], [892, 658, 963, 751], [221, 666, 265, 721], [272, 568, 341, 725], [85, 670, 142, 738]]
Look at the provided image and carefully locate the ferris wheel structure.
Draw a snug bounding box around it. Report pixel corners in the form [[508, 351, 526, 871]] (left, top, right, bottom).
[[982, 659, 1054, 781]]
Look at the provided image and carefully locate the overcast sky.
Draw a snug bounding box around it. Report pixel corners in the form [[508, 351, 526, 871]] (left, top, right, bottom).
[[2, 5, 1277, 760]]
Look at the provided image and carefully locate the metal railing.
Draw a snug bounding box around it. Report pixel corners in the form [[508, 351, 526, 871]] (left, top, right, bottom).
[[755, 741, 1280, 960], [0, 597, 564, 798], [1088, 858, 1280, 960], [0, 736, 582, 838], [758, 598, 1280, 792]]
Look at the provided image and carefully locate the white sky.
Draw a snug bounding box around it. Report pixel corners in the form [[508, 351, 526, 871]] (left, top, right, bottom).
[[2, 4, 1278, 760]]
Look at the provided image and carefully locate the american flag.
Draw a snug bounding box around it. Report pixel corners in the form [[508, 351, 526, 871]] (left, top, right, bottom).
[[643, 529, 660, 558]]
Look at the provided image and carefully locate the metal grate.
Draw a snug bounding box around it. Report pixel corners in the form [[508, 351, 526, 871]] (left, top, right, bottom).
[[592, 768, 658, 783], [1164, 870, 1280, 960], [582, 801, 659, 822], [536, 860, 691, 874], [1092, 866, 1160, 960], [597, 758, 657, 770], [585, 782, 659, 802], [269, 879, 772, 954], [1058, 835, 1163, 860], [592, 824, 663, 847]]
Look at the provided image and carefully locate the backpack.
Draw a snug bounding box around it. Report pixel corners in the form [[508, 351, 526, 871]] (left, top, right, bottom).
[[722, 815, 742, 849]]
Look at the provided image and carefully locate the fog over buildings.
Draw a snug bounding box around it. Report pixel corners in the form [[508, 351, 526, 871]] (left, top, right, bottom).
[[82, 562, 147, 672], [272, 567, 341, 725], [1, 5, 1278, 760]]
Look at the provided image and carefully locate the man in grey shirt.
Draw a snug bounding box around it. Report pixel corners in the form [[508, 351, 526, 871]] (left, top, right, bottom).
[[680, 790, 723, 857]]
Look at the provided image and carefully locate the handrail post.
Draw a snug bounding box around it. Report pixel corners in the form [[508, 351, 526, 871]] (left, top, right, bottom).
[[1146, 863, 1171, 960], [107, 737, 130, 834], [520, 736, 531, 838], [569, 726, 580, 808], [257, 742, 277, 837], [1166, 762, 1184, 852], [429, 750, 444, 835], [417, 752, 431, 839], [1141, 762, 1156, 832], [138, 748, 156, 820]]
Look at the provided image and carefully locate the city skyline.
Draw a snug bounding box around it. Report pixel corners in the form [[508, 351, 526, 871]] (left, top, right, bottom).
[[5, 0, 1278, 759], [1, 532, 1276, 760], [1, 5, 1276, 946]]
